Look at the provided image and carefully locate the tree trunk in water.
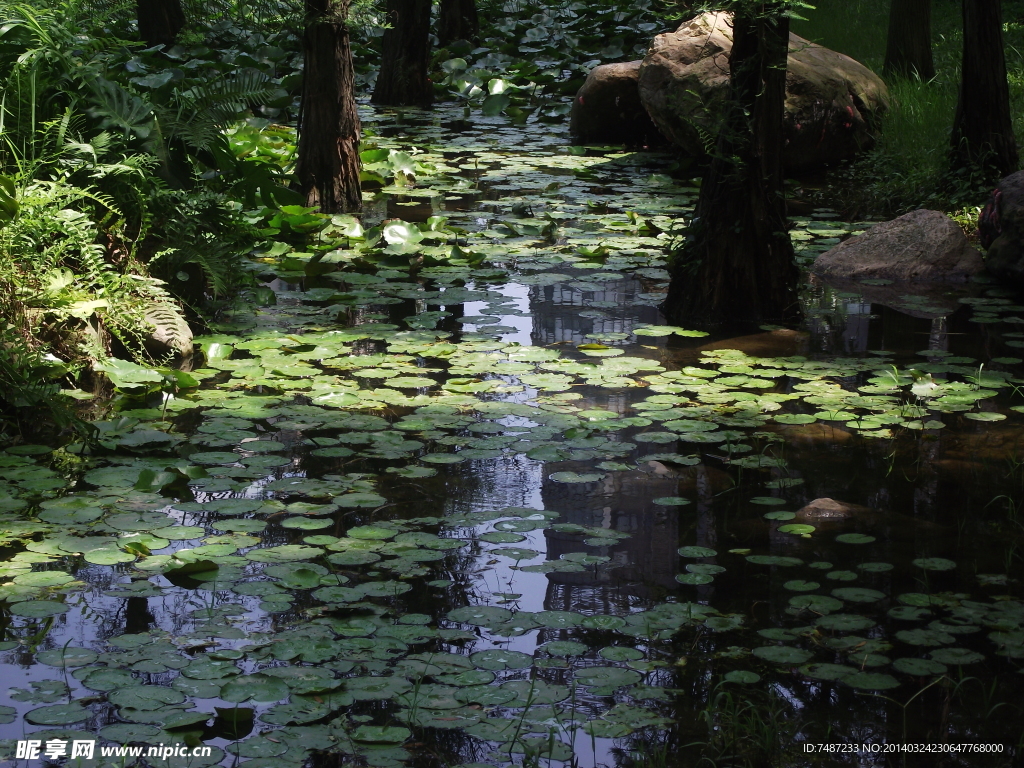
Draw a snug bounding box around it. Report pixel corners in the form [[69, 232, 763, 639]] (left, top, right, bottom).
[[884, 0, 934, 79], [438, 0, 478, 46], [296, 0, 362, 214], [372, 0, 434, 107], [136, 0, 185, 48], [950, 0, 1018, 177], [660, 8, 800, 327]]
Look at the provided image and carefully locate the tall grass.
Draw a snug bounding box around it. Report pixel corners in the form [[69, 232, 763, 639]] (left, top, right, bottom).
[[792, 0, 1024, 216]]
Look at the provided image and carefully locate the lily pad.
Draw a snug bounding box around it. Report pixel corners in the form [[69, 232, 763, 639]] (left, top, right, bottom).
[[895, 629, 955, 646], [893, 658, 947, 676], [352, 725, 411, 744], [789, 595, 844, 614], [857, 562, 894, 573], [574, 666, 644, 688], [752, 646, 813, 664], [676, 572, 713, 585], [678, 546, 717, 558], [109, 685, 186, 710], [816, 614, 875, 632], [912, 557, 957, 571], [746, 555, 803, 567], [25, 702, 90, 725], [723, 670, 760, 684], [784, 580, 820, 592], [470, 649, 533, 670], [778, 524, 815, 535], [549, 471, 605, 483], [843, 672, 900, 690], [835, 533, 876, 544], [799, 663, 857, 681], [929, 647, 984, 665], [831, 587, 886, 603], [36, 647, 98, 667], [220, 674, 290, 703], [599, 646, 644, 662], [10, 600, 69, 618]]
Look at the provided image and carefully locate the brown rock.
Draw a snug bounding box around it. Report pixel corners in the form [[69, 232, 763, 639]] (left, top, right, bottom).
[[569, 61, 666, 145], [812, 209, 985, 283], [795, 497, 869, 522], [794, 497, 951, 541], [774, 423, 855, 444], [638, 11, 889, 173]]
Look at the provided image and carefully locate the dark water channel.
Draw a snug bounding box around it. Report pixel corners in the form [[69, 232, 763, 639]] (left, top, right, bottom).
[[0, 105, 1023, 768]]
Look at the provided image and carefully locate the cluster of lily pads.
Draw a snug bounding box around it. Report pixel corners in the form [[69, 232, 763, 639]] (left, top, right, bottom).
[[2, 103, 1024, 765]]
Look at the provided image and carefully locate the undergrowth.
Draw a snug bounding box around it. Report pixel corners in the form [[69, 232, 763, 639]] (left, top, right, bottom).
[[794, 0, 1024, 218], [0, 0, 281, 434]]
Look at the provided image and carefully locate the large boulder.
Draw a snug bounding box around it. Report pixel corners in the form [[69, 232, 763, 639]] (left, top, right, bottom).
[[811, 209, 985, 283], [569, 61, 666, 145], [638, 12, 889, 173], [979, 171, 1024, 288]]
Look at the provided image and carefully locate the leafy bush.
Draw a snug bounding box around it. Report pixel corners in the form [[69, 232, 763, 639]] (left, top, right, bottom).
[[0, 0, 298, 432]]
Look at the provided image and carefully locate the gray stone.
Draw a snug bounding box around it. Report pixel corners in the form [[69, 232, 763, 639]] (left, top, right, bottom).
[[638, 12, 889, 173], [144, 303, 193, 358], [569, 61, 666, 145], [811, 210, 984, 283]]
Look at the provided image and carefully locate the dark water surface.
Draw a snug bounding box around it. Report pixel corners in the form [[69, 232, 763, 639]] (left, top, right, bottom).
[[0, 106, 1023, 768]]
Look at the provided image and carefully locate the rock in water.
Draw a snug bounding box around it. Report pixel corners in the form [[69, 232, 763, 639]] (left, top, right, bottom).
[[795, 498, 866, 522], [638, 11, 888, 173], [811, 210, 984, 283], [569, 61, 666, 145], [144, 302, 193, 358], [979, 171, 1024, 288]]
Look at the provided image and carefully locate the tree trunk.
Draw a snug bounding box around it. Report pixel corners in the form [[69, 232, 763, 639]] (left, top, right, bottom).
[[883, 0, 934, 79], [950, 0, 1018, 177], [296, 0, 362, 214], [661, 7, 800, 327], [136, 0, 186, 48], [372, 0, 434, 107], [438, 0, 478, 47]]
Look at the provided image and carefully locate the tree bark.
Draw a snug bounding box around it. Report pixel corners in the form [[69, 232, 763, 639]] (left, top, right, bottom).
[[438, 0, 478, 47], [296, 0, 363, 214], [372, 0, 434, 107], [883, 0, 934, 80], [661, 6, 800, 327], [950, 0, 1018, 177], [136, 0, 186, 48]]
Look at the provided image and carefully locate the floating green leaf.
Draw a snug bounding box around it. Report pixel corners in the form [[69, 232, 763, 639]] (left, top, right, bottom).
[[912, 557, 957, 571], [678, 546, 717, 558], [752, 646, 813, 664], [836, 533, 876, 544]]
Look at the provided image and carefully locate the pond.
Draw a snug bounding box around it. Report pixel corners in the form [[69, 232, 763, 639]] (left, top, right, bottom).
[[1, 103, 1023, 768]]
